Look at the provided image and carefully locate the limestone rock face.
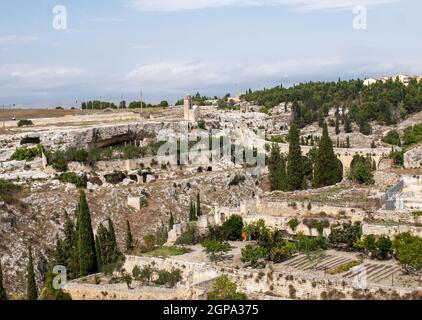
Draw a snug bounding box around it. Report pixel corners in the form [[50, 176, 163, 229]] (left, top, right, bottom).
[[404, 146, 422, 168]]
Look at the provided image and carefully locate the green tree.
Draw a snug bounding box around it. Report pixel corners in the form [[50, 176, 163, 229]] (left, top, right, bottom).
[[268, 144, 287, 191], [189, 201, 197, 222], [382, 130, 401, 146], [287, 218, 300, 232], [0, 261, 7, 300], [313, 123, 342, 188], [168, 211, 175, 230], [196, 193, 202, 217], [207, 275, 247, 300], [106, 218, 120, 262], [95, 235, 102, 270], [76, 191, 98, 277], [55, 212, 78, 279], [348, 155, 374, 185], [286, 124, 305, 191], [202, 240, 231, 262], [394, 233, 422, 274], [125, 220, 135, 254], [96, 219, 122, 269], [335, 114, 340, 135], [377, 236, 392, 260], [222, 215, 243, 241], [26, 247, 38, 300], [344, 115, 353, 133], [241, 245, 266, 267]]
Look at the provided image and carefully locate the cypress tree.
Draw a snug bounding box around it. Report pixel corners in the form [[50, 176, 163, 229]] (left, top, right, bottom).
[[344, 115, 352, 133], [346, 136, 350, 148], [53, 238, 66, 267], [61, 212, 78, 278], [335, 114, 340, 135], [26, 247, 38, 300], [0, 261, 7, 300], [107, 218, 121, 262], [286, 124, 305, 191], [168, 212, 175, 230], [189, 201, 197, 222], [76, 191, 98, 277], [125, 220, 135, 254], [95, 235, 103, 270], [268, 144, 287, 191], [196, 193, 201, 217], [313, 123, 342, 188]]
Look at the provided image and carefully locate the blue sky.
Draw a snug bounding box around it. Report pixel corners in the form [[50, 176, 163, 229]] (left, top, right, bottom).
[[0, 0, 420, 107]]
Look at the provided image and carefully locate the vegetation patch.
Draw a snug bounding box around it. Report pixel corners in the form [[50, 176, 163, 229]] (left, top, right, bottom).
[[10, 146, 43, 161], [327, 260, 362, 275], [17, 119, 34, 127], [0, 179, 22, 203], [143, 246, 190, 258], [58, 172, 87, 188]]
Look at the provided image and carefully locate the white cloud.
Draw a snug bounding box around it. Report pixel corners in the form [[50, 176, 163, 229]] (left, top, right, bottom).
[[124, 57, 422, 94], [126, 61, 230, 89], [0, 64, 84, 79], [0, 64, 86, 94], [0, 35, 39, 45], [125, 58, 345, 91], [89, 17, 126, 23], [129, 0, 398, 12]]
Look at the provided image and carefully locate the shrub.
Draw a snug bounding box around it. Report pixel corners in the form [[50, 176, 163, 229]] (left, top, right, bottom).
[[206, 226, 226, 242], [17, 119, 34, 127], [295, 233, 325, 252], [50, 151, 68, 172], [154, 269, 182, 287], [132, 265, 154, 284], [202, 240, 231, 261], [58, 172, 87, 188], [403, 123, 422, 148], [207, 275, 247, 300], [175, 226, 202, 245], [104, 171, 126, 184], [269, 241, 296, 263], [143, 234, 156, 252], [244, 219, 269, 241], [221, 215, 243, 241], [229, 174, 246, 187], [241, 245, 266, 267], [197, 119, 206, 130], [10, 146, 42, 161], [382, 130, 401, 146], [328, 222, 362, 250], [287, 218, 300, 232], [376, 236, 392, 260], [389, 150, 404, 166], [0, 179, 22, 203], [348, 155, 374, 185]]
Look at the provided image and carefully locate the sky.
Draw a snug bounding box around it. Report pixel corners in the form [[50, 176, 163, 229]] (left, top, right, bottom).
[[0, 0, 421, 107]]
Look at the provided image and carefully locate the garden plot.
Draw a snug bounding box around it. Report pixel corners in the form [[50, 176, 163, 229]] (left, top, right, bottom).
[[343, 263, 402, 284], [279, 250, 405, 286]]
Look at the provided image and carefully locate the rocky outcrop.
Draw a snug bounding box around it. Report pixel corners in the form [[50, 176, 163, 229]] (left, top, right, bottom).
[[404, 146, 422, 168]]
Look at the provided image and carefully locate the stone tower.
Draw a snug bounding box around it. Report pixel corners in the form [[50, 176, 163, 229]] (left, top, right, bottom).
[[184, 94, 192, 121]]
